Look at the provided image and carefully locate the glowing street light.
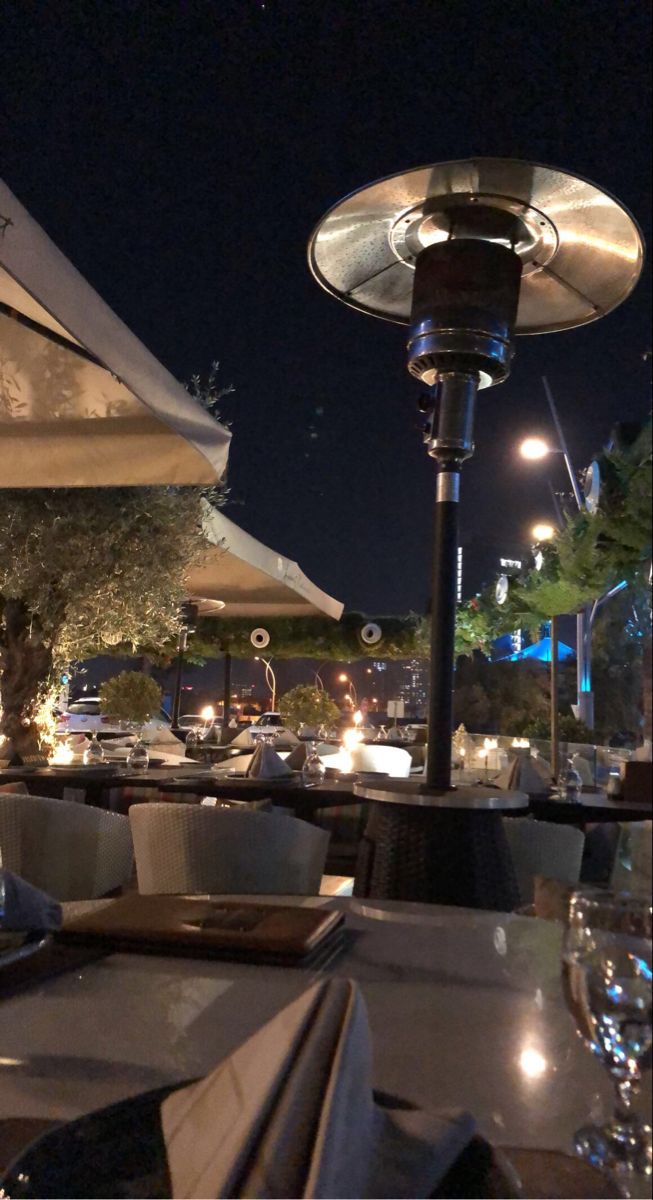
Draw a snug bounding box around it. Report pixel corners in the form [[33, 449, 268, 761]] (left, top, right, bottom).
[[519, 436, 552, 460], [338, 672, 357, 706], [531, 522, 556, 542]]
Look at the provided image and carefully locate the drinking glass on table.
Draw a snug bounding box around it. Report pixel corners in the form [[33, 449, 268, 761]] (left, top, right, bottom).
[[301, 742, 326, 787], [562, 888, 652, 1175]]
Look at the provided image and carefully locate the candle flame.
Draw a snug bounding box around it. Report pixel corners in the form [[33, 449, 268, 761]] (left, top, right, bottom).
[[50, 740, 75, 765], [343, 726, 363, 752]]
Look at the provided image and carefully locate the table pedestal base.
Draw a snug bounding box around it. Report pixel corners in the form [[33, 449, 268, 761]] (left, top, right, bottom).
[[353, 783, 525, 911]]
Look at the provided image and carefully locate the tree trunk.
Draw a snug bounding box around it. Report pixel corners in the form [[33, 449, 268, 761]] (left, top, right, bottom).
[[0, 598, 54, 760]]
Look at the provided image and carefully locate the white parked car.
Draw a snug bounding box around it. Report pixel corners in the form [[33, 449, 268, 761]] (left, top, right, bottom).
[[57, 697, 173, 737]]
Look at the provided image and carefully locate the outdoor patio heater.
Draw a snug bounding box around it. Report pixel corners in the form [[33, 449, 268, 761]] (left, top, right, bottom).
[[308, 158, 644, 799]]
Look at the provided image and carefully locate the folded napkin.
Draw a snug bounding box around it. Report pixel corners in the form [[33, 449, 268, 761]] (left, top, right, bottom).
[[0, 870, 62, 931], [60, 733, 90, 751], [246, 742, 294, 779], [495, 752, 552, 796], [161, 978, 475, 1199]]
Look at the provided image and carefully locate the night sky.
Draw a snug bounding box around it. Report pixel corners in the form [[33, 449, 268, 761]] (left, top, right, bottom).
[[1, 1, 650, 615]]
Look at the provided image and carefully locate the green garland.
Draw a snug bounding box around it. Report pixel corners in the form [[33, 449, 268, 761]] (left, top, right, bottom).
[[130, 610, 430, 666]]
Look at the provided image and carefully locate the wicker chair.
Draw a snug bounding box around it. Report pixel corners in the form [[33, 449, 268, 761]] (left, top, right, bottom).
[[129, 803, 329, 895], [0, 793, 133, 901], [503, 817, 585, 906]]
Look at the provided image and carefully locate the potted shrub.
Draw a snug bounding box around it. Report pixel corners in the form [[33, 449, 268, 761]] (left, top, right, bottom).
[[278, 685, 341, 735]]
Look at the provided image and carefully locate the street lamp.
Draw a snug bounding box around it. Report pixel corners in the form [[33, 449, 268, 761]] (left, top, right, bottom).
[[520, 377, 606, 728], [338, 673, 357, 707], [520, 437, 552, 461], [531, 522, 556, 542], [254, 656, 277, 711]]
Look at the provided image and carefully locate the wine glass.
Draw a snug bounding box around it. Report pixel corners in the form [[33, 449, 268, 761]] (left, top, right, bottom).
[[126, 733, 149, 774], [562, 888, 652, 1175], [301, 741, 326, 787], [559, 758, 583, 802], [83, 732, 105, 766]]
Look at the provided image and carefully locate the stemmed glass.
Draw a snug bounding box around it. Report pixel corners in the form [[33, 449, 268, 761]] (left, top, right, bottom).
[[562, 888, 652, 1175], [301, 741, 326, 787]]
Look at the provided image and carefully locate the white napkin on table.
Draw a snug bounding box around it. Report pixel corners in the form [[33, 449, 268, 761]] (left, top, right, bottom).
[[495, 753, 552, 795], [161, 978, 475, 1199], [0, 870, 62, 931], [246, 742, 294, 779]]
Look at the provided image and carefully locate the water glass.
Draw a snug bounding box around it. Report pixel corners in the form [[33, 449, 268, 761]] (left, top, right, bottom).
[[560, 759, 583, 801], [83, 732, 105, 766], [562, 888, 652, 1175], [126, 735, 149, 774], [301, 741, 326, 787]]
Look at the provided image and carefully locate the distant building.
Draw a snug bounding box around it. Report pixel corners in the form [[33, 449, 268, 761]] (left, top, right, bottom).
[[399, 658, 428, 715]]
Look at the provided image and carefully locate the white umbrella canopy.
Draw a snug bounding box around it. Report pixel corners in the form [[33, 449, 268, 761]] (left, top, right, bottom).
[[188, 505, 344, 620], [0, 178, 230, 486]]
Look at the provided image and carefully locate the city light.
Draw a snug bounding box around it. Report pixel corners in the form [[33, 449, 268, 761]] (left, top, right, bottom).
[[531, 522, 556, 542], [520, 437, 550, 460], [339, 673, 357, 705], [200, 705, 215, 722]]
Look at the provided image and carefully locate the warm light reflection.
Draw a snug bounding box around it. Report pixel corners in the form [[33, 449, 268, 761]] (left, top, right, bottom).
[[50, 740, 75, 765], [531, 523, 556, 542], [520, 436, 550, 460], [353, 710, 363, 727], [493, 926, 507, 956], [559, 229, 641, 262], [519, 1048, 548, 1078], [512, 737, 531, 749], [343, 726, 363, 752], [484, 738, 498, 750]]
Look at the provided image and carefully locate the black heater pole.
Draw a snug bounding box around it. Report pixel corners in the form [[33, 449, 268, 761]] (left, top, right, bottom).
[[425, 373, 478, 789], [408, 241, 522, 791]]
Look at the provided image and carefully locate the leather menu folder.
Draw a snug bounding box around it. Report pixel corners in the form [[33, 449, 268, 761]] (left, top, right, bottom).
[[59, 894, 345, 966]]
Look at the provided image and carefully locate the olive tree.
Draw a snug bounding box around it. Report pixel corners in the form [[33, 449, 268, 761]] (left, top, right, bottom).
[[0, 486, 208, 758]]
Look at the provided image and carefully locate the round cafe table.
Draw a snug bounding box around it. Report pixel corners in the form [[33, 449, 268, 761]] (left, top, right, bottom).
[[353, 779, 527, 911]]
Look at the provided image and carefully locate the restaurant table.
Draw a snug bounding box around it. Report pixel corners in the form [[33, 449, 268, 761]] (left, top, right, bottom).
[[0, 897, 649, 1187], [352, 780, 527, 910], [530, 792, 651, 825], [156, 775, 362, 819], [0, 764, 208, 809]]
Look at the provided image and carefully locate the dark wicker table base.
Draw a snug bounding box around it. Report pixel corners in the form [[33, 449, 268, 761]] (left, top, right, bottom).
[[354, 802, 520, 911]]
